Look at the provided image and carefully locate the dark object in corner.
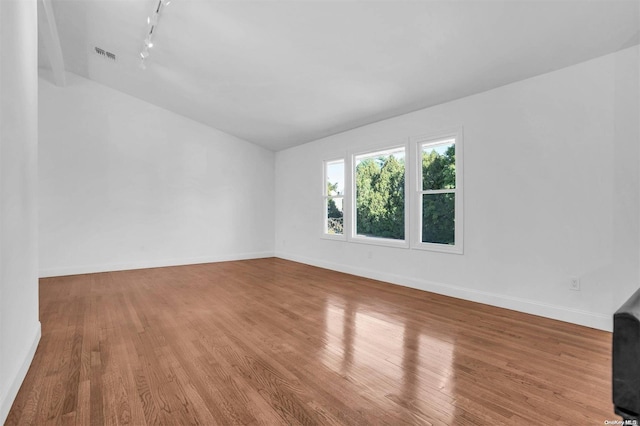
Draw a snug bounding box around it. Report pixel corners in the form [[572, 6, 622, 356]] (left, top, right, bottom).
[[613, 288, 640, 422]]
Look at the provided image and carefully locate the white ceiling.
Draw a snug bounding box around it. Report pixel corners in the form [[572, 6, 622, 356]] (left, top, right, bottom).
[[40, 0, 640, 151]]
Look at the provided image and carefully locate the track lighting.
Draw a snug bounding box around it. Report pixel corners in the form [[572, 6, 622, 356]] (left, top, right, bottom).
[[140, 0, 170, 69]]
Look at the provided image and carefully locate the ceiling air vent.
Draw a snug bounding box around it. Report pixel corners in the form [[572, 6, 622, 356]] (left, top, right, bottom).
[[94, 46, 116, 61]]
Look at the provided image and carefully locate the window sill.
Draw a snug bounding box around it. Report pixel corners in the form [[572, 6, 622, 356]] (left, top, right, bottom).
[[411, 242, 463, 254], [321, 233, 346, 242], [349, 235, 409, 249]]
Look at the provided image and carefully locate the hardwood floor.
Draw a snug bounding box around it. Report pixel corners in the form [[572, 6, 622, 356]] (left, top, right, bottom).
[[6, 258, 613, 425]]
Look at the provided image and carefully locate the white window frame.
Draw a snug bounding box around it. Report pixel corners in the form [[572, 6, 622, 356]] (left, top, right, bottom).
[[348, 141, 410, 249], [322, 157, 347, 241], [411, 129, 463, 254]]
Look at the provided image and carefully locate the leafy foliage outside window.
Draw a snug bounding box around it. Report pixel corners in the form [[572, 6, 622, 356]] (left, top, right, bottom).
[[322, 136, 459, 251], [421, 142, 456, 245], [325, 160, 344, 235], [355, 149, 405, 240], [327, 181, 344, 234]]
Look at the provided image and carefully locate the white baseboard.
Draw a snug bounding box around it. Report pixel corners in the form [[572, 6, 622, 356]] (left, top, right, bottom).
[[39, 251, 275, 278], [276, 251, 612, 332], [0, 321, 41, 425]]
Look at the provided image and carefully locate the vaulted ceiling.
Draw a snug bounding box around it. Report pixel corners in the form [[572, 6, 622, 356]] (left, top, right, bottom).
[[39, 0, 640, 151]]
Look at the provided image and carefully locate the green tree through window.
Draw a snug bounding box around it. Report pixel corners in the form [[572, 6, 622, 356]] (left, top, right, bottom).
[[355, 150, 405, 240], [324, 134, 460, 251], [327, 181, 343, 234], [421, 142, 456, 245], [324, 160, 344, 235]]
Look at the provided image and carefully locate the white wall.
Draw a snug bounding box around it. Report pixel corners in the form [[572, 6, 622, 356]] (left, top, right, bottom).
[[39, 72, 275, 277], [275, 46, 640, 331], [0, 0, 41, 423]]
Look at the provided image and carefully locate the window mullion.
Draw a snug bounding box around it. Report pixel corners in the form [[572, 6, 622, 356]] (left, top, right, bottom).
[[420, 189, 456, 196]]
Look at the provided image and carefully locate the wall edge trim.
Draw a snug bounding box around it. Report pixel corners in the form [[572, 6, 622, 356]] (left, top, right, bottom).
[[39, 251, 275, 278], [275, 251, 612, 332], [0, 321, 41, 425]]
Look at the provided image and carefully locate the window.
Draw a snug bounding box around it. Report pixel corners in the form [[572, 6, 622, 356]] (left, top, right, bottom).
[[323, 159, 345, 237], [320, 129, 462, 253], [414, 132, 463, 253], [353, 146, 406, 244]]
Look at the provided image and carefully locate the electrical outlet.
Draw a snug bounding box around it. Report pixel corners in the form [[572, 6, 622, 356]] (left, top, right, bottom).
[[569, 277, 580, 291]]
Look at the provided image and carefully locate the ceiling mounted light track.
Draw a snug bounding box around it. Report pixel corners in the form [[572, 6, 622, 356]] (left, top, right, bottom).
[[140, 0, 171, 69]]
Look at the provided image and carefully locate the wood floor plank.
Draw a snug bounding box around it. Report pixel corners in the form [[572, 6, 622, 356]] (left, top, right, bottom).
[[6, 258, 615, 425]]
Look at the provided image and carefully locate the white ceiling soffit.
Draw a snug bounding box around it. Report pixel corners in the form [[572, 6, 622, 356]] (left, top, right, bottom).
[[40, 0, 640, 151]]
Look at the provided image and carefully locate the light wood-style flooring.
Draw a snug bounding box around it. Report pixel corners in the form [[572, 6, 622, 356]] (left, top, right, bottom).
[[6, 258, 613, 425]]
